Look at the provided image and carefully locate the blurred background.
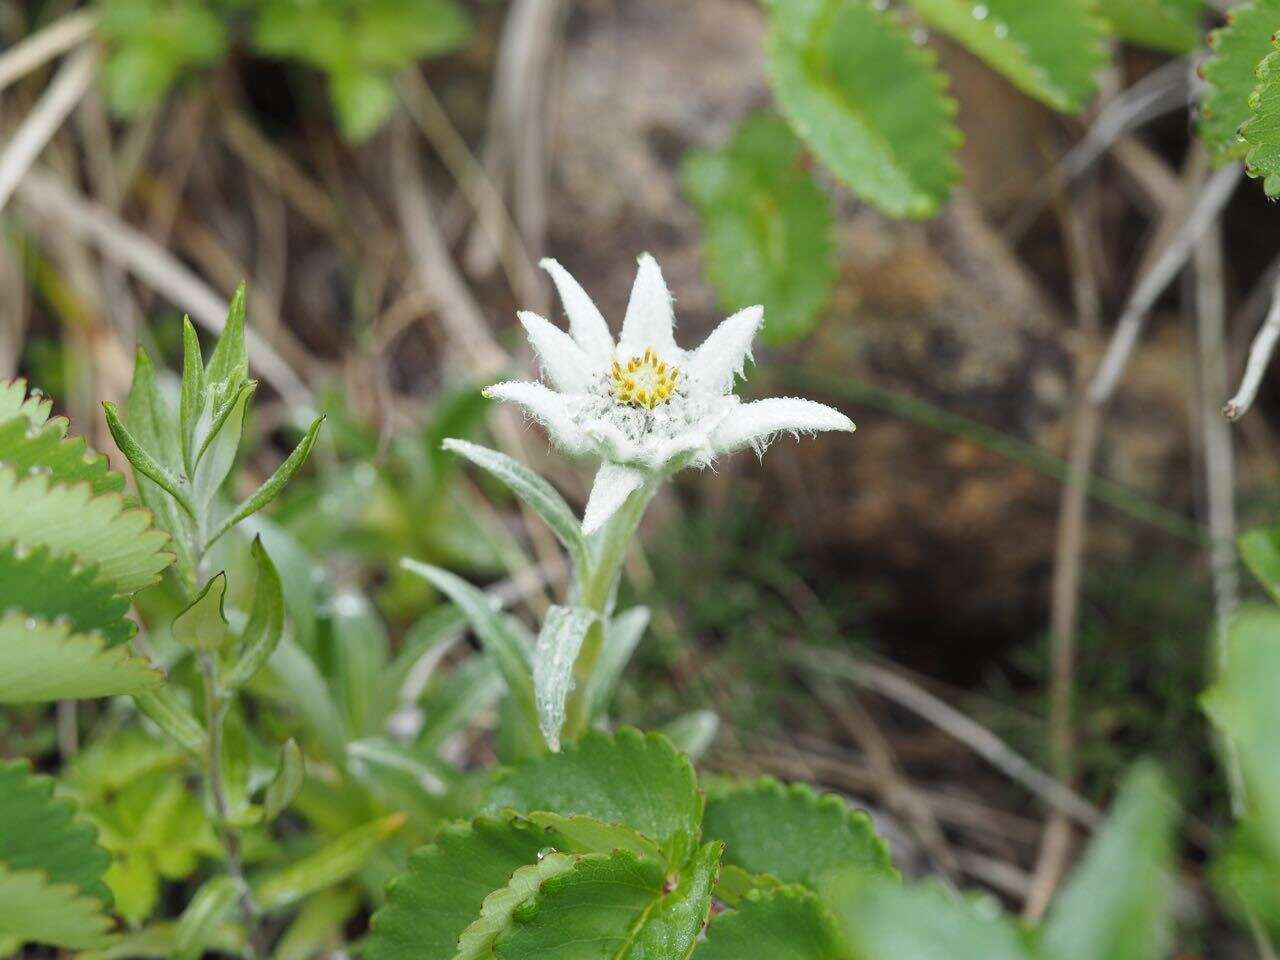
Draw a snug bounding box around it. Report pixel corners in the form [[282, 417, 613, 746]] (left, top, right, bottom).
[[3, 0, 1277, 952]]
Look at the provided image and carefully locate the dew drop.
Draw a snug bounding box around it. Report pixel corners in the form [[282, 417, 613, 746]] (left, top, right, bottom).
[[993, 21, 1009, 38], [972, 3, 989, 19], [536, 847, 555, 861]]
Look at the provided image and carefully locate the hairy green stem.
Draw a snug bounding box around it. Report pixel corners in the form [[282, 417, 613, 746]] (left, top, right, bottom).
[[562, 483, 657, 740], [199, 651, 264, 959]]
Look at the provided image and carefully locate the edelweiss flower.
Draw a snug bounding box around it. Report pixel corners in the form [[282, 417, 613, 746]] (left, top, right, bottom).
[[486, 254, 854, 533]]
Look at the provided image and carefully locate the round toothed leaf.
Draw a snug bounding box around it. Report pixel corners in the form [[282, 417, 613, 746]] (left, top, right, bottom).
[[701, 778, 894, 896], [1200, 0, 1280, 162], [767, 0, 961, 220], [366, 816, 550, 960], [906, 0, 1108, 111], [1244, 48, 1280, 196], [0, 759, 113, 904], [455, 853, 579, 959], [0, 415, 123, 496], [0, 467, 171, 594], [491, 844, 720, 960], [0, 865, 114, 950], [485, 728, 702, 867], [0, 612, 162, 703], [0, 379, 53, 426], [1096, 0, 1204, 54], [682, 113, 837, 345], [696, 887, 846, 960], [0, 543, 134, 646]]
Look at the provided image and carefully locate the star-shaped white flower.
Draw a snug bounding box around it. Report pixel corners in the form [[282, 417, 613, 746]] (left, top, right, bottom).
[[486, 254, 854, 533]]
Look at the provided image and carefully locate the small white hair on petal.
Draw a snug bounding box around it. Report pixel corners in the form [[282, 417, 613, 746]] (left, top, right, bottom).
[[484, 380, 591, 455], [688, 305, 764, 397], [582, 462, 646, 534], [540, 258, 615, 363], [710, 397, 854, 458], [518, 311, 592, 394], [619, 253, 677, 357]]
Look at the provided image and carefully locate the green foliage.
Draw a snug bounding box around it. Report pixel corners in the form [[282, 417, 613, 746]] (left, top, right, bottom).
[[697, 887, 845, 960], [907, 0, 1107, 111], [701, 778, 895, 891], [253, 0, 471, 141], [0, 761, 116, 949], [682, 114, 837, 346], [485, 728, 702, 867], [1200, 0, 1280, 163], [1095, 0, 1204, 54], [0, 379, 169, 704], [1244, 47, 1280, 196], [98, 0, 228, 114], [766, 0, 961, 220]]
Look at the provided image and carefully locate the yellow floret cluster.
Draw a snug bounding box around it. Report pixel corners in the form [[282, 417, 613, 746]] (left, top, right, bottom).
[[610, 347, 679, 409]]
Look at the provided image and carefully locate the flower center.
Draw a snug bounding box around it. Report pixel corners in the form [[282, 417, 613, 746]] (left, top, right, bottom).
[[610, 348, 679, 410]]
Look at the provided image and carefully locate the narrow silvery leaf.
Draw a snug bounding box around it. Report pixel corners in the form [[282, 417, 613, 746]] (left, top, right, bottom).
[[172, 573, 233, 653], [223, 536, 285, 691], [443, 438, 589, 579], [172, 876, 241, 960], [103, 400, 197, 520], [179, 317, 205, 476], [400, 558, 541, 745], [206, 282, 248, 390], [263, 738, 304, 822], [582, 462, 647, 535], [533, 605, 597, 751], [207, 415, 325, 546], [587, 605, 650, 720], [135, 687, 207, 755], [662, 710, 720, 760], [193, 381, 254, 515], [346, 738, 449, 796]]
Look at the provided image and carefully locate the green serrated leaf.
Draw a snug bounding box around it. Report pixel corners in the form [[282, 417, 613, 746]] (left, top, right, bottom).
[[366, 816, 550, 960], [701, 778, 895, 896], [1096, 0, 1204, 54], [486, 728, 701, 867], [0, 759, 113, 903], [0, 542, 134, 646], [1201, 0, 1280, 162], [1244, 47, 1280, 194], [1040, 763, 1176, 960], [455, 852, 579, 960], [0, 613, 162, 702], [0, 378, 53, 426], [0, 865, 114, 950], [171, 572, 232, 653], [0, 467, 171, 593], [683, 113, 836, 346], [206, 283, 249, 389], [0, 414, 123, 496], [491, 851, 667, 959], [522, 811, 666, 864], [767, 0, 961, 219], [907, 0, 1107, 111], [697, 886, 846, 960]]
